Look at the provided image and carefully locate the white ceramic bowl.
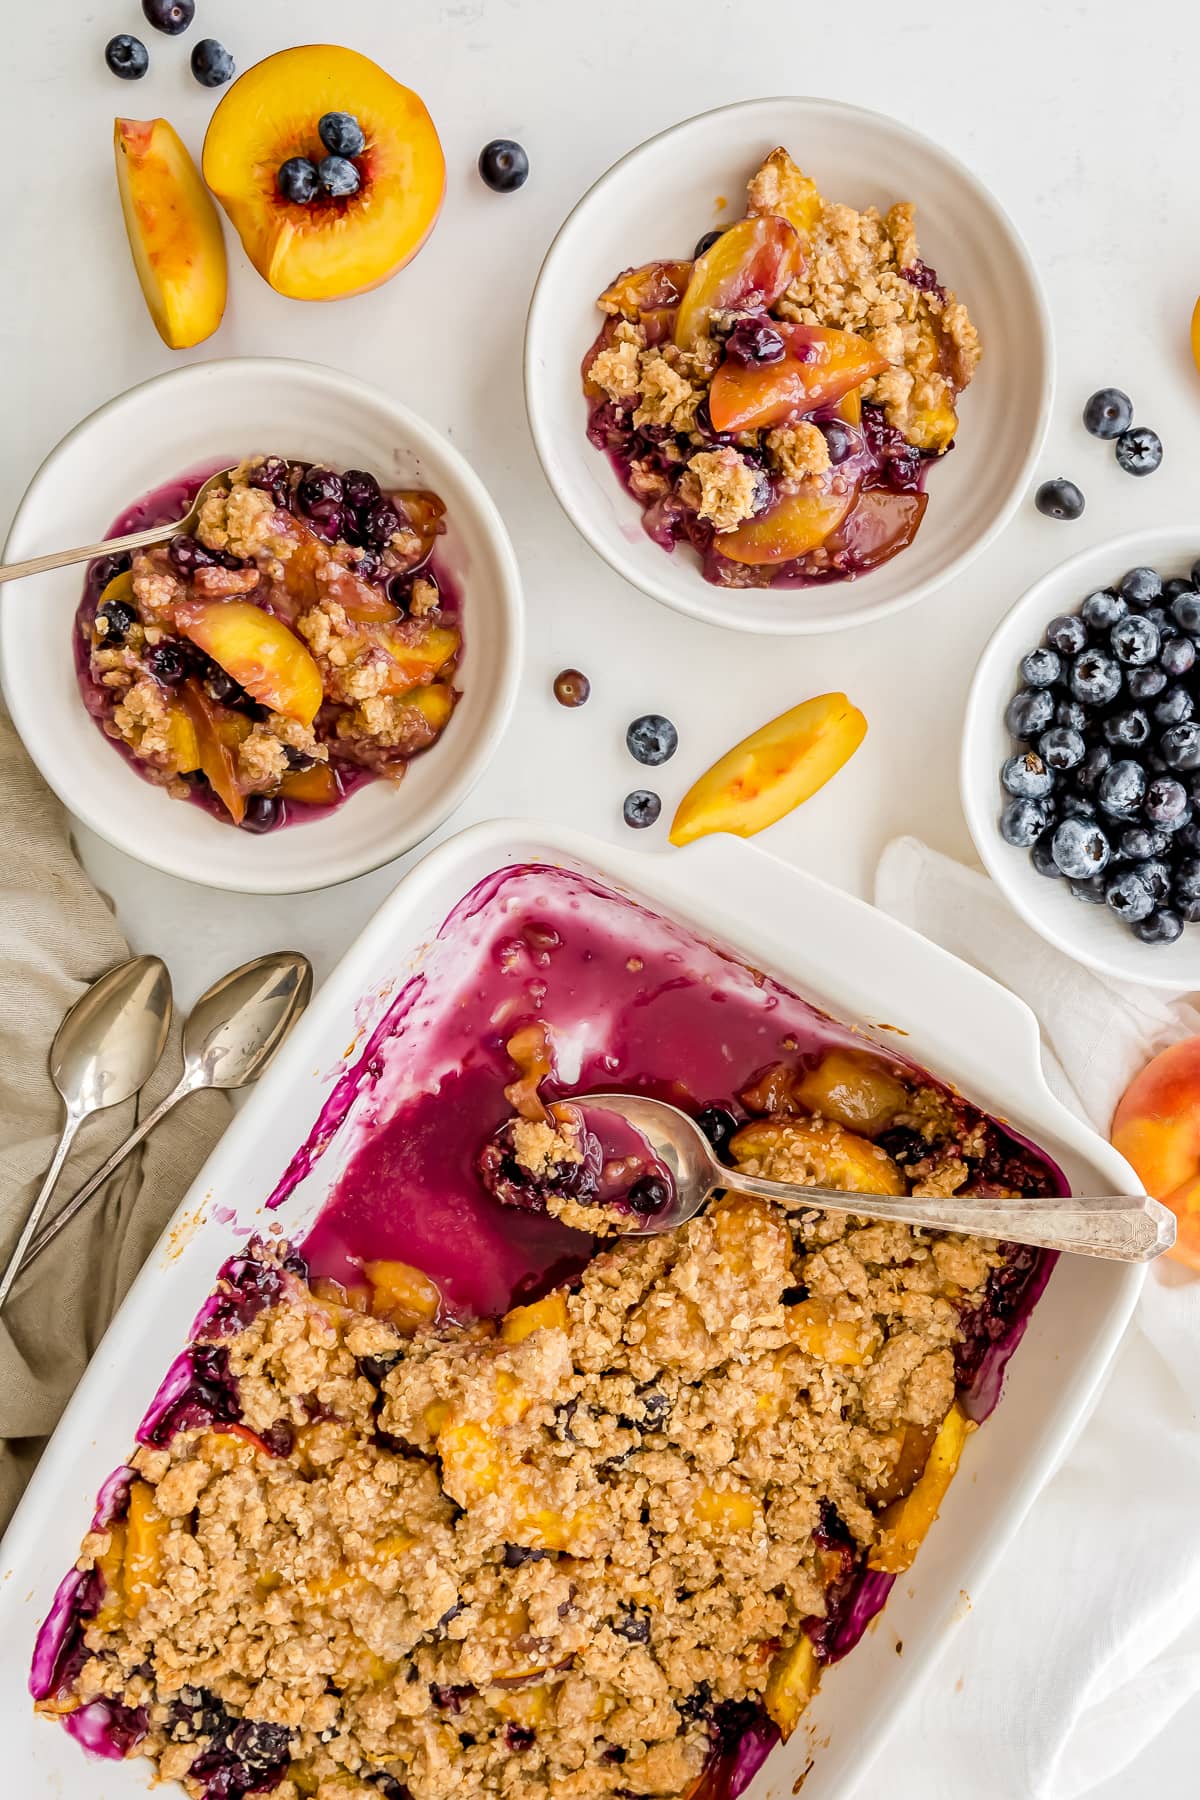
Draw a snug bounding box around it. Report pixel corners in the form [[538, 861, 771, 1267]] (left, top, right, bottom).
[[963, 526, 1200, 988], [0, 358, 523, 893], [525, 96, 1053, 636]]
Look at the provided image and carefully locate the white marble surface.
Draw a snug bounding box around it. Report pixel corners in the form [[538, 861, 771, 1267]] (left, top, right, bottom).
[[2, 1, 1197, 1791]]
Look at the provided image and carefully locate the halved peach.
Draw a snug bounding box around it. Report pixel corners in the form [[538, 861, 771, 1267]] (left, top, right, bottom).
[[1111, 1037, 1200, 1270], [180, 679, 245, 823], [746, 147, 824, 244], [717, 473, 857, 567], [708, 324, 891, 433], [114, 118, 227, 349], [670, 692, 867, 847], [202, 45, 444, 302], [674, 215, 804, 350], [599, 260, 692, 318], [174, 601, 323, 725]]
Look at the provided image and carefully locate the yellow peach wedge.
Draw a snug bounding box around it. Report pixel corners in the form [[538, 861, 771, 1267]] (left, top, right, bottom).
[[114, 118, 227, 349], [500, 1292, 569, 1344], [868, 1401, 974, 1573], [793, 1050, 910, 1137], [746, 147, 824, 244], [763, 1632, 820, 1739], [175, 601, 323, 726], [669, 693, 867, 847], [362, 1258, 441, 1331]]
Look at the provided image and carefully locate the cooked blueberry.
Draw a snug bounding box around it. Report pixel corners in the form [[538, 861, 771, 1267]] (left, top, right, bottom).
[[478, 138, 530, 193], [318, 155, 360, 198], [1046, 614, 1088, 656], [724, 319, 787, 365], [1132, 908, 1183, 944], [1111, 616, 1159, 665], [1162, 722, 1200, 771], [1172, 590, 1200, 634], [147, 642, 187, 684], [96, 598, 137, 644], [627, 1175, 671, 1216], [1128, 665, 1168, 700], [1144, 776, 1189, 828], [1030, 828, 1062, 878], [1081, 589, 1126, 632], [318, 112, 366, 157], [1082, 387, 1133, 439], [1050, 817, 1110, 879], [1000, 797, 1050, 847], [1070, 649, 1122, 706], [1121, 566, 1163, 608], [1121, 827, 1168, 861], [693, 229, 723, 257], [1002, 751, 1054, 798], [241, 796, 281, 833], [1005, 687, 1055, 738], [297, 468, 344, 513], [1115, 426, 1163, 476], [623, 790, 662, 829], [1021, 646, 1062, 687], [1075, 744, 1112, 791], [361, 500, 401, 547], [190, 37, 234, 85], [1055, 698, 1088, 730], [1035, 477, 1085, 520], [1036, 728, 1083, 772], [503, 1543, 546, 1568], [613, 1606, 651, 1643], [818, 418, 855, 464], [1106, 868, 1156, 922], [249, 455, 291, 504], [168, 533, 218, 574], [1102, 708, 1150, 750], [142, 0, 194, 29], [1098, 759, 1147, 819], [278, 157, 319, 204], [695, 1106, 738, 1157], [1069, 874, 1109, 904], [342, 468, 381, 510], [627, 714, 678, 766], [105, 33, 149, 77]]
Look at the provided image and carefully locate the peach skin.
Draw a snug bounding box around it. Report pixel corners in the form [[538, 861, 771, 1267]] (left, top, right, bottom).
[[673, 215, 803, 350], [1111, 1038, 1200, 1271], [114, 118, 227, 349]]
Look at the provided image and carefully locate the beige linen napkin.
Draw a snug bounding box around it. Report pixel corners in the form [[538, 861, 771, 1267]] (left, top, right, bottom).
[[0, 707, 228, 1526]]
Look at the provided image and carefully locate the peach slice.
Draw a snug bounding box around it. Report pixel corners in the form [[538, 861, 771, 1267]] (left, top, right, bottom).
[[180, 679, 245, 824], [163, 702, 201, 776], [717, 470, 858, 567], [1111, 1037, 1200, 1271], [868, 1402, 973, 1573], [124, 1480, 167, 1617], [362, 1258, 441, 1330], [599, 260, 692, 319], [379, 624, 459, 695], [793, 1050, 909, 1137], [746, 147, 824, 244], [175, 601, 323, 725], [674, 215, 804, 351], [500, 1292, 569, 1344], [279, 761, 340, 806], [729, 1116, 905, 1196], [97, 569, 136, 615], [202, 46, 444, 302], [815, 489, 928, 575], [114, 118, 227, 350], [763, 1633, 819, 1739], [670, 692, 867, 847], [708, 324, 891, 433]]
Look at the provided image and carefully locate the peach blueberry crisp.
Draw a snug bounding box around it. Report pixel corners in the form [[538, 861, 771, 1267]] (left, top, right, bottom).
[[77, 457, 460, 831], [583, 147, 981, 589]]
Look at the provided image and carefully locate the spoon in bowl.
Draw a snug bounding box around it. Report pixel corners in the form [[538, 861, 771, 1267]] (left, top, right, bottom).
[[18, 950, 313, 1277], [0, 956, 172, 1312], [580, 1093, 1177, 1262], [0, 466, 237, 586]]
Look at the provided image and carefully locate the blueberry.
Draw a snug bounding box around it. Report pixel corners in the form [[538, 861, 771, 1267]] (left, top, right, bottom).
[[613, 1605, 652, 1642], [1133, 908, 1183, 945], [1046, 614, 1088, 656], [1115, 427, 1163, 476], [1000, 797, 1051, 847], [1037, 728, 1084, 772], [1172, 591, 1200, 634], [695, 1106, 738, 1157], [1134, 860, 1172, 905], [1121, 567, 1163, 608], [478, 138, 530, 193], [1055, 698, 1088, 731], [1129, 665, 1168, 700], [277, 157, 319, 204], [553, 668, 591, 708], [1051, 817, 1110, 879], [169, 533, 217, 574], [694, 229, 723, 258], [627, 714, 678, 766], [142, 0, 193, 31], [1006, 687, 1056, 739], [297, 468, 344, 513], [318, 155, 360, 198], [1098, 759, 1147, 819], [624, 790, 662, 829], [1106, 868, 1156, 922], [361, 500, 401, 547], [1120, 826, 1168, 861], [1102, 708, 1150, 750], [241, 795, 281, 834], [1070, 649, 1122, 706], [147, 642, 187, 685], [1162, 636, 1195, 679], [96, 598, 137, 644], [819, 419, 855, 464], [1069, 874, 1109, 904], [1076, 744, 1112, 791], [1145, 776, 1189, 829], [249, 455, 291, 505], [723, 319, 787, 366], [1111, 616, 1159, 665], [1191, 558, 1200, 589], [627, 1175, 670, 1216], [1162, 722, 1200, 771], [1081, 589, 1126, 632], [1003, 751, 1054, 798], [1021, 646, 1062, 688], [1035, 478, 1085, 520], [1178, 819, 1200, 854], [105, 34, 149, 78], [190, 37, 234, 86], [1178, 895, 1200, 923], [1059, 792, 1094, 820], [1144, 605, 1176, 639], [342, 468, 381, 511], [318, 112, 366, 157], [1082, 388, 1134, 439], [1030, 828, 1062, 878]]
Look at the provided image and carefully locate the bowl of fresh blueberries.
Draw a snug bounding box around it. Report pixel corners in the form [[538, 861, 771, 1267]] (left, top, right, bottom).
[[962, 528, 1200, 987]]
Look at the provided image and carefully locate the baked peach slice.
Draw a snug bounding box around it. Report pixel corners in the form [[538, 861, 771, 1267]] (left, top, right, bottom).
[[174, 601, 323, 726], [868, 1402, 974, 1573], [708, 323, 892, 433], [763, 1632, 819, 1739], [180, 680, 245, 823], [747, 147, 824, 244], [814, 489, 929, 575], [114, 118, 227, 349], [202, 45, 444, 302], [717, 472, 858, 567], [599, 260, 692, 319], [674, 215, 803, 350], [670, 692, 867, 846], [278, 761, 340, 806]]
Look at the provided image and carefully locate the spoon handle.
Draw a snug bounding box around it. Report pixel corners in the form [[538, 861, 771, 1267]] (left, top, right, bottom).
[[724, 1173, 1176, 1263], [20, 1077, 193, 1274], [0, 1112, 83, 1311], [0, 522, 172, 585]]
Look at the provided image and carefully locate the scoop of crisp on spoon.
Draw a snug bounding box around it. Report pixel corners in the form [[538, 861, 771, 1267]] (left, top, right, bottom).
[[544, 1094, 1175, 1263], [0, 465, 237, 586]]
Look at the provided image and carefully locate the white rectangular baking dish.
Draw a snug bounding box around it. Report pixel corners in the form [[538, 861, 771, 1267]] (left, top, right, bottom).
[[0, 820, 1143, 1799]]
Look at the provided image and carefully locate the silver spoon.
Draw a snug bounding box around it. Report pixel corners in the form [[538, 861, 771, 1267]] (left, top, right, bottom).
[[0, 466, 237, 586], [580, 1093, 1177, 1263], [0, 956, 172, 1311], [19, 950, 313, 1276]]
